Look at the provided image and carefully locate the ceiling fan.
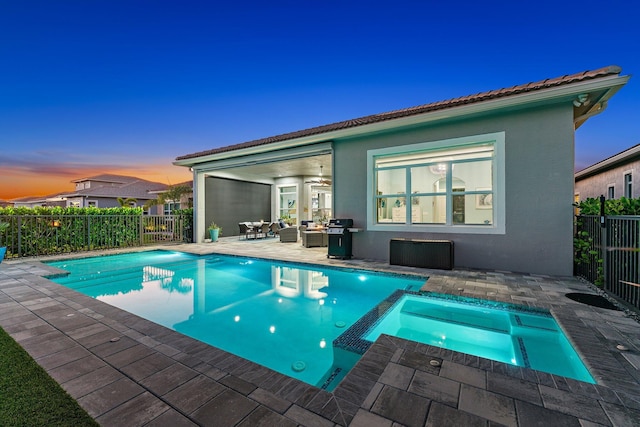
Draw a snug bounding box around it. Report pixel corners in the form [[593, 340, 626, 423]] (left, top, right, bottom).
[[305, 166, 332, 186]]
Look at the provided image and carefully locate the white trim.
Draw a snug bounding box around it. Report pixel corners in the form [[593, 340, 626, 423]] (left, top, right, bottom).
[[367, 132, 506, 235], [177, 142, 332, 169], [624, 171, 633, 198], [194, 171, 206, 243], [276, 183, 299, 226]]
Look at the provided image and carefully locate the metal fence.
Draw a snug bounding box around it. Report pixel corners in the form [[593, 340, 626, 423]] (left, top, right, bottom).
[[575, 214, 640, 310], [0, 214, 193, 259]]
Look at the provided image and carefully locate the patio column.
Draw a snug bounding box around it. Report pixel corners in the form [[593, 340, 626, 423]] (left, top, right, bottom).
[[193, 169, 206, 243]]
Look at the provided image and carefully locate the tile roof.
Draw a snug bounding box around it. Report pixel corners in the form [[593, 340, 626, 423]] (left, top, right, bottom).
[[71, 173, 140, 184], [176, 65, 622, 161], [13, 176, 169, 203], [11, 193, 65, 203], [61, 178, 168, 199], [575, 142, 640, 179]]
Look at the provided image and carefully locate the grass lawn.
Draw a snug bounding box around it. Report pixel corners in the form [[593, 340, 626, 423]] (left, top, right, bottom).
[[0, 326, 98, 426]]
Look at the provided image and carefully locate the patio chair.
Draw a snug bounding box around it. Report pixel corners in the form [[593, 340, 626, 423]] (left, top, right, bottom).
[[279, 225, 298, 243], [238, 222, 257, 240], [269, 222, 281, 236], [258, 222, 270, 238]]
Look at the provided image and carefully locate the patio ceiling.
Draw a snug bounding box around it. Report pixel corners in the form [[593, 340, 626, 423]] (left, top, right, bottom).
[[203, 154, 332, 183]]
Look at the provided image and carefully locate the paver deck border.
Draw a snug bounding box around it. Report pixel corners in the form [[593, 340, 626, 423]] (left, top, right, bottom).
[[1, 240, 639, 426]]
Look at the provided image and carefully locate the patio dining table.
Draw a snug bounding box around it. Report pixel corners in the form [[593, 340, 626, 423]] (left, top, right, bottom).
[[246, 221, 270, 238]]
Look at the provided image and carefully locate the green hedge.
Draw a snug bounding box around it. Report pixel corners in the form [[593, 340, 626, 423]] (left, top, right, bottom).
[[0, 207, 192, 258], [575, 197, 640, 215]]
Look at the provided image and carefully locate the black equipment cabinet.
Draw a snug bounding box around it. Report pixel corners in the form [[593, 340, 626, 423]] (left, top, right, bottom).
[[389, 238, 454, 270], [327, 219, 353, 259]]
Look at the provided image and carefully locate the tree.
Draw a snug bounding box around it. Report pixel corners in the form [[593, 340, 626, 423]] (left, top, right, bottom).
[[144, 185, 192, 211], [117, 197, 137, 207]]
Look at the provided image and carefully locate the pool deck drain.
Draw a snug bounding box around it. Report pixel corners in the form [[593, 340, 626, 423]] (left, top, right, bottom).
[[0, 238, 639, 426]]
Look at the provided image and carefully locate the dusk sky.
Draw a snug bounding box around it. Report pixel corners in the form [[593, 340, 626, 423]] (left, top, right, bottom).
[[1, 1, 638, 200]]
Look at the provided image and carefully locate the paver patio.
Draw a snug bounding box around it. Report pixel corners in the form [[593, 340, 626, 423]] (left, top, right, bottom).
[[0, 237, 639, 426]]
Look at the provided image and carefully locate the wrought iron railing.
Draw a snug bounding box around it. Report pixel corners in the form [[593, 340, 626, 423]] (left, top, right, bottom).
[[575, 214, 640, 310], [0, 214, 192, 259]]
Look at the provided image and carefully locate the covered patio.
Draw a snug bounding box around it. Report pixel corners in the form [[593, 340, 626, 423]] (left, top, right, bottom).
[[178, 145, 334, 243]]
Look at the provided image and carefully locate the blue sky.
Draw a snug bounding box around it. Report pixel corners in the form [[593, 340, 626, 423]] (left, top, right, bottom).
[[1, 0, 638, 199]]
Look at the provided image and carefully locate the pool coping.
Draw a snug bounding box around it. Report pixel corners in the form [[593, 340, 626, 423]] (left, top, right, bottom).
[[1, 242, 639, 426]]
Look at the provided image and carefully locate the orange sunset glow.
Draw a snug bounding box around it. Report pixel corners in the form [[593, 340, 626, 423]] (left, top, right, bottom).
[[0, 163, 192, 201]]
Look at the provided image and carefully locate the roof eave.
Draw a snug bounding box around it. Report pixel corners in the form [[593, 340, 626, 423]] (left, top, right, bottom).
[[575, 143, 640, 180], [174, 73, 630, 168]]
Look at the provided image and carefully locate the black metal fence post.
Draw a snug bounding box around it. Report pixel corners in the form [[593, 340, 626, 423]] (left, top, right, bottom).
[[599, 195, 608, 291]]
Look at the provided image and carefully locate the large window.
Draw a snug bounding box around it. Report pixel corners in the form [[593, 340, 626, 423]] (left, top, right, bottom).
[[278, 185, 298, 225], [310, 187, 332, 223], [624, 173, 632, 198], [367, 132, 505, 234]]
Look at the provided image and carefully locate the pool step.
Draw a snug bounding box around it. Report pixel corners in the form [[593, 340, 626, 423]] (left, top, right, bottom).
[[400, 300, 558, 334], [55, 259, 201, 290], [400, 299, 511, 334]]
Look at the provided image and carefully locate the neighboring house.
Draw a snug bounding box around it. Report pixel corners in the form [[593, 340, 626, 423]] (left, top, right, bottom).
[[12, 193, 67, 208], [13, 174, 169, 213], [0, 199, 14, 207], [575, 143, 640, 201], [148, 180, 194, 214], [174, 65, 629, 276], [61, 174, 168, 211]]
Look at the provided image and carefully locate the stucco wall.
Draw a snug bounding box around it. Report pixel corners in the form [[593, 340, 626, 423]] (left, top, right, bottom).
[[332, 104, 576, 275], [575, 160, 640, 200]]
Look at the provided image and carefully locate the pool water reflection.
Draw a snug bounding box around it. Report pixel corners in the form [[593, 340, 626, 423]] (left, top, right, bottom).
[[49, 251, 426, 389]]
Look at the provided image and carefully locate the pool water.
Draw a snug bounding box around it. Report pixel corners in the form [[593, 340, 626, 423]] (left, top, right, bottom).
[[48, 251, 426, 389], [48, 250, 595, 389], [364, 294, 595, 383]]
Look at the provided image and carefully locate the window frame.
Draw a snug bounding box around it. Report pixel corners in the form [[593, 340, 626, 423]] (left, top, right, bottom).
[[366, 132, 505, 234], [277, 184, 299, 225], [163, 201, 181, 215], [624, 172, 632, 198]]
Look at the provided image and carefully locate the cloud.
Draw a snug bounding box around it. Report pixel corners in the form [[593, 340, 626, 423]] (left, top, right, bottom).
[[0, 154, 191, 199], [0, 152, 176, 178]]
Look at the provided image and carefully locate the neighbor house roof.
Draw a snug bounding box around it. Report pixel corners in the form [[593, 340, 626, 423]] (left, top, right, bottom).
[[13, 175, 169, 203], [575, 143, 640, 181], [10, 193, 67, 204], [71, 174, 140, 184], [176, 65, 626, 162], [59, 178, 168, 199]]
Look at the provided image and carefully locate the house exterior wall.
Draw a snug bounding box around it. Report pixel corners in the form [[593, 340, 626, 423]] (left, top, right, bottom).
[[575, 159, 640, 200], [332, 104, 575, 275]]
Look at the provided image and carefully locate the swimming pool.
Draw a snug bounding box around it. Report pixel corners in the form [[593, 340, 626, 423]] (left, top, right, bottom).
[[48, 250, 594, 389], [48, 251, 426, 389]]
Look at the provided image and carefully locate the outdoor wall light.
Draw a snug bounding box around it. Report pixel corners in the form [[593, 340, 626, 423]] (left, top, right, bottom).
[[573, 93, 590, 107]]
